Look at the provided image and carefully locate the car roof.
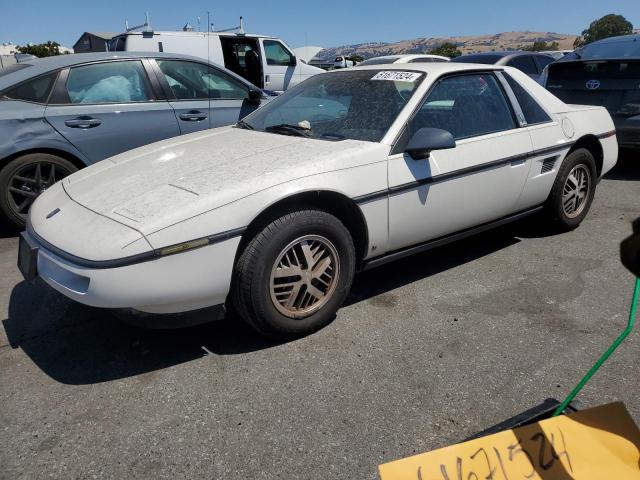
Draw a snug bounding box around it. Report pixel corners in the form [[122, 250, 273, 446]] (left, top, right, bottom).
[[555, 34, 640, 63], [117, 31, 279, 40], [0, 52, 251, 90], [588, 33, 640, 44]]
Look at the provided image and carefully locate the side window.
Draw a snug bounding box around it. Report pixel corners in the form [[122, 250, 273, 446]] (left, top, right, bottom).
[[157, 60, 249, 100], [2, 72, 58, 103], [534, 55, 554, 72], [66, 61, 152, 104], [503, 73, 551, 125], [507, 55, 537, 75], [407, 73, 516, 141], [263, 40, 293, 66]]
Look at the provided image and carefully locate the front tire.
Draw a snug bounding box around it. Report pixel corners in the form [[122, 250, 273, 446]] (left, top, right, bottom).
[[232, 208, 356, 339], [544, 148, 597, 231], [0, 153, 78, 227]]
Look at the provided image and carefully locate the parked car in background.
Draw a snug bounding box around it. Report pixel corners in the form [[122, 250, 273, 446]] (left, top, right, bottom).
[[0, 53, 37, 70], [21, 63, 616, 338], [0, 52, 268, 226], [109, 29, 324, 92], [539, 50, 572, 60], [334, 56, 356, 69], [357, 54, 449, 66], [451, 51, 554, 81], [541, 34, 640, 150]]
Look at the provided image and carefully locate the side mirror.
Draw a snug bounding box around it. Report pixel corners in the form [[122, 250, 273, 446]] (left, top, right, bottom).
[[289, 55, 297, 67], [405, 127, 456, 160], [247, 89, 262, 106], [621, 217, 640, 277]]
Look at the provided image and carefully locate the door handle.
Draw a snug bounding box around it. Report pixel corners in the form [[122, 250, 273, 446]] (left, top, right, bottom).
[[179, 110, 207, 121], [64, 117, 102, 129], [265, 75, 270, 85]]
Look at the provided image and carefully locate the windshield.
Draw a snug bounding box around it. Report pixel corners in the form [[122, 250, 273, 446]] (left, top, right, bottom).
[[576, 37, 640, 59], [240, 69, 424, 142], [358, 56, 401, 66]]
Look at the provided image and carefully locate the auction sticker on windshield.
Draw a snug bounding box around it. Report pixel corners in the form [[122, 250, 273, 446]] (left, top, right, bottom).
[[371, 71, 422, 82]]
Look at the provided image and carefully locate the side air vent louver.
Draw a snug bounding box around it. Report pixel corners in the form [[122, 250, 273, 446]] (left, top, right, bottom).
[[541, 156, 558, 174]]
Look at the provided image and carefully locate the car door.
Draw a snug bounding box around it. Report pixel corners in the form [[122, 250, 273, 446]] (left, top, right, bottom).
[[153, 59, 254, 132], [500, 71, 569, 211], [260, 39, 297, 92], [44, 59, 180, 163], [387, 72, 534, 251]]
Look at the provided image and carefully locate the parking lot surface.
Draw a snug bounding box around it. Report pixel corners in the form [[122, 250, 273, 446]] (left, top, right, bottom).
[[1, 158, 638, 479]]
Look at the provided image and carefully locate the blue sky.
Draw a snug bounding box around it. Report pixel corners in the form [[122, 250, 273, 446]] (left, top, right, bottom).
[[1, 0, 638, 49]]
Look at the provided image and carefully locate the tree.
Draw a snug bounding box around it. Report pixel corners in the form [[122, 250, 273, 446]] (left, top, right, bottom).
[[522, 41, 559, 51], [350, 55, 365, 63], [428, 42, 462, 58], [574, 14, 633, 47], [17, 41, 61, 58]]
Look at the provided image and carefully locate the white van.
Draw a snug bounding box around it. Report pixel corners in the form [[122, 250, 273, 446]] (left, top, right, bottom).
[[108, 31, 324, 92]]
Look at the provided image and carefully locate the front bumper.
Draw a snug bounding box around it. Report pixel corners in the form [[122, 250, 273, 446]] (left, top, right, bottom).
[[20, 229, 240, 315]]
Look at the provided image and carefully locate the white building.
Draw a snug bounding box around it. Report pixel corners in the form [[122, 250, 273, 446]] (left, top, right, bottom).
[[0, 42, 19, 55]]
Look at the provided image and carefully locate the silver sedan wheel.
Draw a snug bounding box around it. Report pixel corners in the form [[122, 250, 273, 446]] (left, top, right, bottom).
[[269, 235, 340, 319], [562, 164, 591, 218]]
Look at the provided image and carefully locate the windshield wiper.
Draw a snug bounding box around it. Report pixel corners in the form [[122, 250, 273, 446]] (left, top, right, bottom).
[[235, 120, 254, 130], [265, 123, 312, 138]]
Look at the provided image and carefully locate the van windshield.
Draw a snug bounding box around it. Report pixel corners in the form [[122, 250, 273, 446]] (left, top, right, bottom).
[[108, 36, 127, 52], [239, 69, 424, 142]]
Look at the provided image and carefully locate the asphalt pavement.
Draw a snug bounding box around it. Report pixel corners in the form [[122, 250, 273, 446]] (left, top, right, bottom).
[[1, 156, 639, 479]]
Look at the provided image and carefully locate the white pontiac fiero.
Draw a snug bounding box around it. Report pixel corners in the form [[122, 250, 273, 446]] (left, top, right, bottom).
[[19, 63, 617, 337]]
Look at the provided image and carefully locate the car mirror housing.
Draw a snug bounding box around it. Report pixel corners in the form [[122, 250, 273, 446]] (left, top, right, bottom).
[[247, 89, 262, 105], [621, 217, 640, 277], [289, 55, 297, 67], [405, 127, 456, 160]]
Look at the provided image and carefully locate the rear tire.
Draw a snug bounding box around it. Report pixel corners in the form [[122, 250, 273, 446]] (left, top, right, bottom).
[[0, 153, 78, 227], [232, 208, 355, 339], [544, 148, 597, 231]]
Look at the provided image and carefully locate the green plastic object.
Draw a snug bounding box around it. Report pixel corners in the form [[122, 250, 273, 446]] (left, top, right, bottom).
[[552, 277, 640, 417]]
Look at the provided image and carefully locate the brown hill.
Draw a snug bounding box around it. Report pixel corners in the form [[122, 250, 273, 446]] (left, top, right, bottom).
[[319, 31, 578, 59]]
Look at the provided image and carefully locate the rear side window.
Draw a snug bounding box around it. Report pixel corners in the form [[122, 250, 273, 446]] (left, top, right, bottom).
[[157, 60, 248, 100], [66, 61, 153, 104], [503, 73, 551, 125], [507, 55, 538, 75], [534, 55, 554, 71], [263, 40, 293, 66], [2, 72, 57, 103]]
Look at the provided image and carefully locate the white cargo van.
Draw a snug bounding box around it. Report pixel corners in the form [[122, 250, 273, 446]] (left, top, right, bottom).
[[108, 30, 324, 92]]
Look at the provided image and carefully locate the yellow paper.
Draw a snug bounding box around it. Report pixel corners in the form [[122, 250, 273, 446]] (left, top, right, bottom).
[[379, 402, 640, 479]]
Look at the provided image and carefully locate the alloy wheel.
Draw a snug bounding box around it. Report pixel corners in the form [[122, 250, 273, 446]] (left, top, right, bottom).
[[269, 235, 340, 318], [7, 161, 73, 220], [562, 164, 591, 219]]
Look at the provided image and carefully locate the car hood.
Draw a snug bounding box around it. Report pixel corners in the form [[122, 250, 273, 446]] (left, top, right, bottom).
[[62, 127, 381, 235]]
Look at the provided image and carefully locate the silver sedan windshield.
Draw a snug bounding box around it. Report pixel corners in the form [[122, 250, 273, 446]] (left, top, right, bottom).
[[241, 69, 424, 142]]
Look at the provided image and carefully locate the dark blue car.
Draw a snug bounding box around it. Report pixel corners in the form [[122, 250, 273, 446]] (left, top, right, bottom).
[[542, 34, 640, 151], [0, 52, 267, 226]]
